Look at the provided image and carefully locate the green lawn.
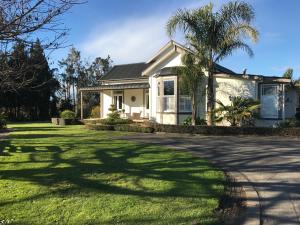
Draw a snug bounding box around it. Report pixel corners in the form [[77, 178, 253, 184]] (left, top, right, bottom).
[[0, 123, 225, 225]]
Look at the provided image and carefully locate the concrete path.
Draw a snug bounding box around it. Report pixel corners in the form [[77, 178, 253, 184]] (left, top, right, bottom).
[[120, 133, 300, 225]]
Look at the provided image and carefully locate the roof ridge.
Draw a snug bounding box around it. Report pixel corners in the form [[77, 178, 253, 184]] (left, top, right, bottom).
[[114, 62, 146, 66]]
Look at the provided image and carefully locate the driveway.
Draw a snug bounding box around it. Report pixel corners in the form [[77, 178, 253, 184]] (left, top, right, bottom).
[[120, 133, 300, 225]]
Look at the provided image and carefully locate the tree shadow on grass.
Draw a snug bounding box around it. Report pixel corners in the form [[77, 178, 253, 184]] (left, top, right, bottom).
[[0, 124, 225, 223]]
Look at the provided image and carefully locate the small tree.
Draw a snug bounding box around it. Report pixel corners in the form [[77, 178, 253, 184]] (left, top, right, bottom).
[[283, 68, 293, 79], [177, 52, 206, 125], [214, 97, 260, 126]]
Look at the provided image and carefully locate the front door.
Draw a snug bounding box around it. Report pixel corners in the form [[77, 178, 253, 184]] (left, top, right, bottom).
[[261, 84, 279, 118], [113, 94, 123, 110]]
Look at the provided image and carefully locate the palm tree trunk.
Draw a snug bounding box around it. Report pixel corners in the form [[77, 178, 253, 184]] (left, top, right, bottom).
[[207, 60, 214, 126]]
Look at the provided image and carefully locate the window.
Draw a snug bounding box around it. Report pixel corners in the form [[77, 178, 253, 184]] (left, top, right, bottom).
[[164, 80, 174, 96], [157, 82, 160, 96], [260, 84, 279, 118], [179, 96, 192, 112], [113, 94, 123, 110], [163, 96, 175, 112]]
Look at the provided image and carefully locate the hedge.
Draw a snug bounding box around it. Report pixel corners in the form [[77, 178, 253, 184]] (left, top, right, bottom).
[[85, 124, 154, 133], [152, 123, 300, 136], [85, 122, 300, 136]]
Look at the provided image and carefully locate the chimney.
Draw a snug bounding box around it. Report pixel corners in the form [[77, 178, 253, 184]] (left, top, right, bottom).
[[243, 68, 247, 75]]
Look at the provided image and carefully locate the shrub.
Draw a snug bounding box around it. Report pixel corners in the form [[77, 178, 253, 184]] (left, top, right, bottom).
[[276, 119, 300, 128], [183, 116, 207, 125], [90, 106, 101, 118], [60, 110, 76, 119], [214, 97, 260, 127], [0, 112, 7, 129], [99, 118, 132, 125], [107, 104, 120, 120], [114, 124, 154, 133]]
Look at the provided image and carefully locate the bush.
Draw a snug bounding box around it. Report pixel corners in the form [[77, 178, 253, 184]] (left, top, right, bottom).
[[85, 124, 154, 133], [90, 106, 101, 118], [114, 124, 154, 133], [107, 104, 120, 120], [276, 119, 300, 128], [183, 116, 207, 125], [60, 110, 76, 119], [0, 112, 7, 129], [99, 118, 132, 125]]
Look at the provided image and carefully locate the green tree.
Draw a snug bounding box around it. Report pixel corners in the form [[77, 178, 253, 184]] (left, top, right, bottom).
[[59, 48, 82, 112], [214, 97, 260, 126], [283, 68, 293, 79], [166, 1, 259, 125], [177, 52, 206, 125]]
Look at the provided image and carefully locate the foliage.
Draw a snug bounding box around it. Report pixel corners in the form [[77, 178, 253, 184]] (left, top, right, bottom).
[[214, 97, 260, 127], [99, 118, 132, 125], [167, 1, 259, 125], [0, 112, 7, 129], [183, 116, 207, 126], [58, 47, 113, 118], [0, 40, 59, 121], [276, 119, 300, 128], [90, 106, 101, 118], [0, 0, 80, 92], [60, 110, 76, 119], [177, 52, 206, 125], [0, 123, 225, 224], [283, 68, 293, 79], [107, 104, 121, 120]]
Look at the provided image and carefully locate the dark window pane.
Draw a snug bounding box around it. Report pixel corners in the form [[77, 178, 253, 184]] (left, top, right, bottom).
[[118, 96, 123, 109], [164, 80, 174, 95]]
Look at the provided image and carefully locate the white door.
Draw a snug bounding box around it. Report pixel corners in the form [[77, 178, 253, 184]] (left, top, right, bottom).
[[113, 95, 123, 110], [261, 85, 279, 118]]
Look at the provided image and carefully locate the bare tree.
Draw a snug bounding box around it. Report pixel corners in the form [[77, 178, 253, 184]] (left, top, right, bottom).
[[0, 0, 83, 92]]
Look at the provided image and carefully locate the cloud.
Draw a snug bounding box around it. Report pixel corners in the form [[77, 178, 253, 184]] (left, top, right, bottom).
[[80, 16, 171, 64]]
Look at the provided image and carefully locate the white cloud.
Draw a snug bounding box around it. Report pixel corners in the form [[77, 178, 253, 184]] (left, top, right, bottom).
[[80, 15, 173, 64]]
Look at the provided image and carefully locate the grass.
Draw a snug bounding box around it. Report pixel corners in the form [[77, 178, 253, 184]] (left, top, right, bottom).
[[0, 123, 225, 225]]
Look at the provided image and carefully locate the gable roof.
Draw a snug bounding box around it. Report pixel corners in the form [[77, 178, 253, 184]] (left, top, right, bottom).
[[100, 40, 235, 81], [101, 62, 149, 80]]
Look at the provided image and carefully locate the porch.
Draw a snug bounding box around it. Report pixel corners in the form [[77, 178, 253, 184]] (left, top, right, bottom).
[[78, 82, 150, 121]]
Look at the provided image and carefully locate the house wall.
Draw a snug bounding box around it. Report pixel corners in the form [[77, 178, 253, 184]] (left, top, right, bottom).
[[102, 90, 113, 118], [214, 76, 257, 105], [285, 88, 298, 118], [214, 76, 257, 126], [124, 89, 144, 116]]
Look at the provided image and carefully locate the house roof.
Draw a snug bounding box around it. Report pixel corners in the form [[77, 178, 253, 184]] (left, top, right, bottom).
[[214, 72, 291, 83], [101, 62, 149, 81], [79, 82, 150, 92]]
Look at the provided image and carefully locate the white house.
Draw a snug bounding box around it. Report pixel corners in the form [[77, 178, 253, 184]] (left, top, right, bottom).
[[79, 41, 300, 127]]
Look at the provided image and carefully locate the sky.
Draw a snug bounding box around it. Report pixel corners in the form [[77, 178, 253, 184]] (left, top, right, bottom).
[[50, 0, 300, 78]]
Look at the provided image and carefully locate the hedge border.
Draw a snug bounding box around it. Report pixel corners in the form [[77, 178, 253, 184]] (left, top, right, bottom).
[[85, 124, 154, 133], [85, 123, 300, 136], [151, 123, 300, 136]]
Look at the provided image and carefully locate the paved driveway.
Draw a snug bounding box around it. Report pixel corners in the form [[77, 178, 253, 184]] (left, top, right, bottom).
[[120, 133, 300, 225]]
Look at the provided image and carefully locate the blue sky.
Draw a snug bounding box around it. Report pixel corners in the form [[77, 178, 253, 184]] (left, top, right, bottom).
[[50, 0, 300, 78]]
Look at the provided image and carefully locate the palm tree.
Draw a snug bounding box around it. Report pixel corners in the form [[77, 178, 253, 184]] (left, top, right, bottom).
[[177, 52, 206, 125], [166, 1, 259, 125], [214, 96, 260, 126]]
